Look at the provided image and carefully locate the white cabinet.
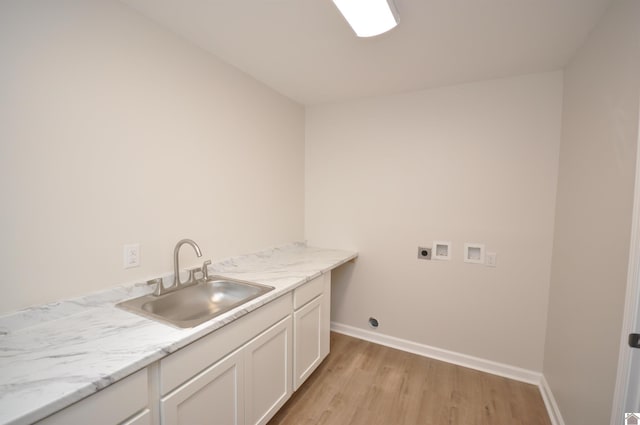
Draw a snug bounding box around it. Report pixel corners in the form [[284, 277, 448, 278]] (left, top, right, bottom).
[[244, 316, 292, 425], [292, 273, 331, 391], [37, 368, 150, 425], [161, 349, 244, 425], [293, 295, 323, 390], [159, 294, 293, 425], [38, 271, 334, 425]]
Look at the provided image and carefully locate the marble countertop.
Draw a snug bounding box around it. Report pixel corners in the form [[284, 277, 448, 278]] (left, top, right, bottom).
[[0, 243, 357, 425]]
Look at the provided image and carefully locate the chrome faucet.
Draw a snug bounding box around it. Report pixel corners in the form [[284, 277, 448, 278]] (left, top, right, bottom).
[[173, 239, 202, 286], [148, 239, 206, 296]]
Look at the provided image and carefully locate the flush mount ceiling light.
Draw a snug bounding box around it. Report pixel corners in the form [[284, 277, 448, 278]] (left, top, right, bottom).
[[332, 0, 400, 38]]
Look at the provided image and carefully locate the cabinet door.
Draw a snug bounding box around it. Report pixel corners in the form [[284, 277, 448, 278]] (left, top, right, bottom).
[[293, 295, 323, 391], [244, 316, 292, 425], [161, 349, 244, 425]]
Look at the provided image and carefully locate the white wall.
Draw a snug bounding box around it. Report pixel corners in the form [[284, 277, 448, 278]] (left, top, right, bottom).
[[306, 72, 563, 371], [0, 0, 305, 314], [543, 0, 640, 423]]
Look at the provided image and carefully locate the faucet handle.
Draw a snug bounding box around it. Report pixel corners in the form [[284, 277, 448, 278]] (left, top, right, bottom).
[[146, 277, 162, 286], [146, 278, 164, 296], [202, 259, 212, 280], [185, 268, 198, 285], [185, 265, 208, 285]]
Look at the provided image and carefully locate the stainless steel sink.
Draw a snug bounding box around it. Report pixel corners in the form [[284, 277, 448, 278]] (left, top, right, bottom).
[[117, 277, 274, 328]]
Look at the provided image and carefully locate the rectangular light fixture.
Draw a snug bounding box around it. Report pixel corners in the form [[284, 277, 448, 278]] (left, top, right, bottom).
[[332, 0, 399, 38]]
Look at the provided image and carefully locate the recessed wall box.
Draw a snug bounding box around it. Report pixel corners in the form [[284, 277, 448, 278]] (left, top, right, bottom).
[[417, 247, 432, 260], [464, 243, 485, 264], [432, 241, 451, 260]]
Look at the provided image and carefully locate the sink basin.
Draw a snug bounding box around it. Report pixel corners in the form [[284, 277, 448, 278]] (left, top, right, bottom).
[[117, 278, 274, 328]]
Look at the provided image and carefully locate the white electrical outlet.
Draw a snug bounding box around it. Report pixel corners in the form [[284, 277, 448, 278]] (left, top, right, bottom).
[[486, 252, 497, 267], [123, 243, 140, 269]]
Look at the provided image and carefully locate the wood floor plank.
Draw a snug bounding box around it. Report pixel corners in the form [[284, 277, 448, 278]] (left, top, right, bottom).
[[269, 332, 551, 425]]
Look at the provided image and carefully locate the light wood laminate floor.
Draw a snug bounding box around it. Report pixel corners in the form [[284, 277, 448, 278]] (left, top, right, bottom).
[[269, 332, 551, 425]]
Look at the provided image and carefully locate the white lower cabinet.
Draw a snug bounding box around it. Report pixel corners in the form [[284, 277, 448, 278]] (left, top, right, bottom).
[[159, 294, 293, 425], [40, 272, 333, 425], [161, 349, 244, 425], [37, 368, 150, 425], [244, 316, 292, 425], [293, 295, 323, 390], [161, 316, 292, 425], [292, 273, 331, 391]]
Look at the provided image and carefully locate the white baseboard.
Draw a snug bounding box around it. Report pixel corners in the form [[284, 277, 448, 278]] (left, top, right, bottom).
[[330, 321, 541, 384], [539, 375, 566, 425], [330, 322, 567, 424]]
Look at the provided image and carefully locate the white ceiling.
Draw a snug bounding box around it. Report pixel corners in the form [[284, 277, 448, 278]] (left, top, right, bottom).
[[121, 0, 613, 105]]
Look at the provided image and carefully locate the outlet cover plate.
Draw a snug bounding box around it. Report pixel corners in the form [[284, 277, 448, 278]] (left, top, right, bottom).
[[123, 243, 140, 269], [486, 252, 497, 267]]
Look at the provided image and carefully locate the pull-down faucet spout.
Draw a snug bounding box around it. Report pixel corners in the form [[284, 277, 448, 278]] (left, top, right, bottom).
[[173, 239, 202, 286]]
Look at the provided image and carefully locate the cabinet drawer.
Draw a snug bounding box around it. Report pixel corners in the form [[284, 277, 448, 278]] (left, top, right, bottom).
[[161, 292, 292, 395], [37, 368, 148, 425], [293, 275, 324, 310]]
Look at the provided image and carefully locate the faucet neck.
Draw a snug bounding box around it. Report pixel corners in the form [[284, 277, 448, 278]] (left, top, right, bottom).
[[173, 239, 203, 286]]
